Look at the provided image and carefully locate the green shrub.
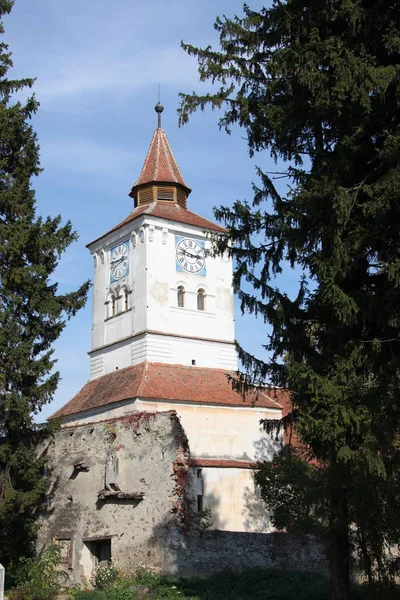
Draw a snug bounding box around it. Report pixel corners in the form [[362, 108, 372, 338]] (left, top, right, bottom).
[[43, 565, 400, 600], [134, 564, 160, 587], [73, 589, 133, 600], [8, 546, 68, 600], [190, 507, 213, 531], [91, 561, 119, 590]]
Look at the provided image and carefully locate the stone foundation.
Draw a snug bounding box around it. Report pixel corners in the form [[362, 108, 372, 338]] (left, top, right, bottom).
[[161, 530, 328, 577]]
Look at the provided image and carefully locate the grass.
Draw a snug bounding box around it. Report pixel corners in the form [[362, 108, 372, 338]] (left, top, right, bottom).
[[70, 567, 400, 600]]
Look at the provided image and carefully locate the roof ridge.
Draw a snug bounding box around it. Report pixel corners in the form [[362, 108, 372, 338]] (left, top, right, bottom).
[[135, 129, 157, 186], [83, 362, 140, 384], [133, 127, 189, 189], [160, 131, 171, 181], [161, 129, 185, 184], [259, 391, 283, 409], [138, 360, 149, 396], [153, 130, 161, 180]]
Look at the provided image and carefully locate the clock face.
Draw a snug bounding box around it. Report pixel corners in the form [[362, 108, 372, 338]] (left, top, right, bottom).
[[176, 237, 206, 274], [110, 241, 129, 282]]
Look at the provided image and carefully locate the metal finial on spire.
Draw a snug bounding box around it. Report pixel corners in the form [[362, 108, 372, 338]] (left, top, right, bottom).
[[155, 83, 164, 128]]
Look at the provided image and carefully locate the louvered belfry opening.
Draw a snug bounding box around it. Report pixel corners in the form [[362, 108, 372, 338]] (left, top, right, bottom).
[[157, 185, 175, 201], [135, 183, 189, 207], [129, 111, 191, 209], [137, 186, 154, 206]]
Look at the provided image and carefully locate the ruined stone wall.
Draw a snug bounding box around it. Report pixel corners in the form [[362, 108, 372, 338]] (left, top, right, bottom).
[[160, 530, 328, 577], [37, 411, 328, 583], [36, 411, 189, 583]]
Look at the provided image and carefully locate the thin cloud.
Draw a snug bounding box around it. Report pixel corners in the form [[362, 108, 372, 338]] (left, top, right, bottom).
[[39, 139, 140, 178], [35, 47, 200, 109]]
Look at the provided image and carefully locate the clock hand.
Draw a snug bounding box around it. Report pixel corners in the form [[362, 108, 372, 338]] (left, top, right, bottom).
[[179, 249, 202, 260]]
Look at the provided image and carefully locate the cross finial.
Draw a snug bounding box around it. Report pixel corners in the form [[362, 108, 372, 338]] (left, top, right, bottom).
[[155, 83, 164, 128]]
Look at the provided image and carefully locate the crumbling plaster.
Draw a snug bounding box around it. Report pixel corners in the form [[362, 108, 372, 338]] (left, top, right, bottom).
[[37, 410, 328, 582], [37, 411, 188, 583]]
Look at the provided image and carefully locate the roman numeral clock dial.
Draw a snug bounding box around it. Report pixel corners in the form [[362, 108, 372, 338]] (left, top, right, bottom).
[[110, 241, 129, 282], [175, 237, 206, 275]]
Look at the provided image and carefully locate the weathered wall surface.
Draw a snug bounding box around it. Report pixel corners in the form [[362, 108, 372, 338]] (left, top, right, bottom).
[[160, 530, 329, 577], [37, 411, 328, 583], [36, 411, 188, 584], [59, 399, 282, 533], [61, 399, 282, 465]]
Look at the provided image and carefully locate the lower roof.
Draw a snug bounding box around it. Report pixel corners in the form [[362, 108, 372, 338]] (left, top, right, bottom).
[[88, 202, 226, 247], [50, 361, 287, 419]]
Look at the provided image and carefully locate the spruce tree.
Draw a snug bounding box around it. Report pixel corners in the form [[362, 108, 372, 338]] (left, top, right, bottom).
[[0, 0, 89, 573], [180, 1, 400, 598]]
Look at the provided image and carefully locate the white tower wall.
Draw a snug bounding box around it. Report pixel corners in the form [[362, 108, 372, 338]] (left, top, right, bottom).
[[87, 213, 237, 378]]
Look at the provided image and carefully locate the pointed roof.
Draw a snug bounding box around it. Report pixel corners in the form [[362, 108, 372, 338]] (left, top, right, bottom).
[[133, 126, 190, 191]]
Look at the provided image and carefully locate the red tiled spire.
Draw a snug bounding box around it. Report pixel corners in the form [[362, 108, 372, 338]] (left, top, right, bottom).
[[132, 126, 190, 190], [129, 104, 191, 208]]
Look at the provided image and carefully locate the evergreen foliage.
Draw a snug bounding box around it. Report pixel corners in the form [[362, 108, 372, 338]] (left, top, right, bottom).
[[0, 0, 89, 573], [180, 1, 400, 597]]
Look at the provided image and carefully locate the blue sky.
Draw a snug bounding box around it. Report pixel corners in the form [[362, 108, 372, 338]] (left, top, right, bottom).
[[4, 0, 301, 421]]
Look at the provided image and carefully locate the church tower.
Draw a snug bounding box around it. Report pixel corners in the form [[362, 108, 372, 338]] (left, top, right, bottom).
[[87, 104, 237, 380], [51, 106, 285, 535]]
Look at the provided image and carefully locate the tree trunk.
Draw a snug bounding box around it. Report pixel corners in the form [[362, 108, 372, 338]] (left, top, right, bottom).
[[330, 486, 350, 600]]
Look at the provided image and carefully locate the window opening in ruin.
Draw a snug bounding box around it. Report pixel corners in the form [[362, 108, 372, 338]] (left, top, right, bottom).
[[55, 538, 72, 571], [197, 288, 205, 311], [177, 286, 185, 308], [85, 538, 111, 567], [196, 468, 203, 512]]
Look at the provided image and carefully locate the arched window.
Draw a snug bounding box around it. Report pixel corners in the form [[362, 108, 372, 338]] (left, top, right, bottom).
[[177, 286, 185, 308], [124, 288, 129, 311], [106, 292, 116, 319], [197, 288, 205, 311]]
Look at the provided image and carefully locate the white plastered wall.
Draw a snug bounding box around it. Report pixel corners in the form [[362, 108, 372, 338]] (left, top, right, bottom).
[[136, 400, 282, 461], [197, 467, 273, 533], [87, 215, 237, 379], [89, 333, 237, 377]]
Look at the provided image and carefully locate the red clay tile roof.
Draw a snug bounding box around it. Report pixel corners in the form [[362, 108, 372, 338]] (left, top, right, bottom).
[[189, 458, 257, 469], [50, 362, 285, 419], [133, 127, 189, 190], [87, 202, 226, 246]]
